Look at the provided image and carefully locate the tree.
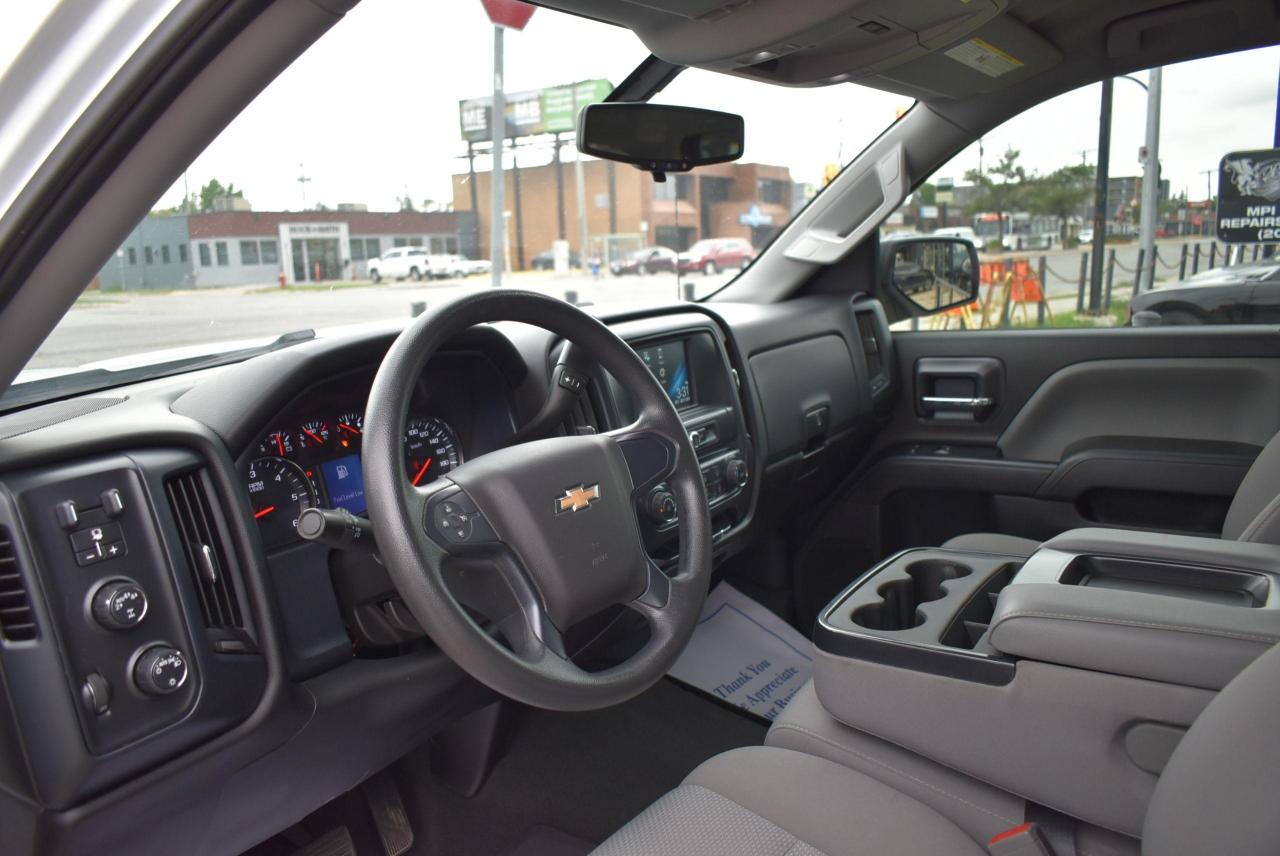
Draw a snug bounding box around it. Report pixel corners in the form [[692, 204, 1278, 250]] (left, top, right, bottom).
[[1022, 163, 1094, 243], [195, 179, 244, 213], [398, 195, 417, 212], [964, 147, 1027, 245]]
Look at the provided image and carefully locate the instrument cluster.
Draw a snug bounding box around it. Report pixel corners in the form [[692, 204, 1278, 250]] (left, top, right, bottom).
[[247, 411, 462, 550]]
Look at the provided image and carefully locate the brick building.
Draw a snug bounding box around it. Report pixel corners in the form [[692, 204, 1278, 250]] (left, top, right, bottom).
[[453, 159, 793, 269]]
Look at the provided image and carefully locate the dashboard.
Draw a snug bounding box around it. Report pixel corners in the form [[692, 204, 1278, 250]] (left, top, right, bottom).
[[0, 296, 892, 856]]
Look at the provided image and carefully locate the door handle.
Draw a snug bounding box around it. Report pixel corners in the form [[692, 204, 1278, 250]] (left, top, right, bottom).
[[920, 396, 994, 411]]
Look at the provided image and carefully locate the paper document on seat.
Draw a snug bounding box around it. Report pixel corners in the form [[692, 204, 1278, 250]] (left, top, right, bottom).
[[668, 582, 813, 721]]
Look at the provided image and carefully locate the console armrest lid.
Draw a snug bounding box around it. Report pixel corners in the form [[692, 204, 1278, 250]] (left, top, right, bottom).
[[988, 583, 1280, 690]]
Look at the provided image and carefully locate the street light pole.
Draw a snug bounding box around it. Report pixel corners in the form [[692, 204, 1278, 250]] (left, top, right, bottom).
[[572, 82, 590, 267], [1137, 67, 1162, 293], [490, 25, 506, 288]]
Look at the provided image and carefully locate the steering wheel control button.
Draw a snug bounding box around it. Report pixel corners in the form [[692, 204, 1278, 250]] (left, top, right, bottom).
[[425, 488, 495, 547], [557, 369, 587, 393], [91, 580, 148, 631], [81, 673, 111, 716], [133, 646, 188, 696]]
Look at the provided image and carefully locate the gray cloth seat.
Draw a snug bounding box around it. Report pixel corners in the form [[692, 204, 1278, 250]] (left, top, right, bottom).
[[943, 429, 1280, 558], [591, 745, 987, 856], [594, 644, 1280, 856]]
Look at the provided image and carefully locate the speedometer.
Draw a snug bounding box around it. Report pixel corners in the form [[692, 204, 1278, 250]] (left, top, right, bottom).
[[404, 417, 463, 486], [246, 457, 317, 549]]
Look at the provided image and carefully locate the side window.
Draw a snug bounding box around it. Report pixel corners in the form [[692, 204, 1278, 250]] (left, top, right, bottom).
[[215, 241, 228, 266], [240, 240, 259, 265], [892, 45, 1279, 331], [198, 243, 211, 267], [260, 240, 278, 265]]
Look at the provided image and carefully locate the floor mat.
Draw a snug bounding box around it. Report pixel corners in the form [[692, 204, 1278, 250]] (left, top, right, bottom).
[[504, 826, 594, 856], [399, 678, 765, 856], [667, 582, 813, 721]]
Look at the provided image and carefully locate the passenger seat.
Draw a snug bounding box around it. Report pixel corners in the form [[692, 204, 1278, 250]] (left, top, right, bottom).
[[943, 430, 1280, 557]]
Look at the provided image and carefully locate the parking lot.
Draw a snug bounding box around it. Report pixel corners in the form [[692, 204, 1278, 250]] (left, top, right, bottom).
[[29, 268, 738, 371]]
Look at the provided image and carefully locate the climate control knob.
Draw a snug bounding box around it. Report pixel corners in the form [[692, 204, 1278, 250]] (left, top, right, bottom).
[[91, 579, 147, 631], [725, 458, 749, 488], [645, 487, 679, 525], [132, 645, 188, 696]]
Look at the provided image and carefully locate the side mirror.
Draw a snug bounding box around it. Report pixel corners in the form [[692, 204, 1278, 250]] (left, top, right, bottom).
[[577, 103, 744, 177], [881, 236, 980, 316]]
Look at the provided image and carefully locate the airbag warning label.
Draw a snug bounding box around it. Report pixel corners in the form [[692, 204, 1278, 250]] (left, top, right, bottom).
[[945, 38, 1025, 78]]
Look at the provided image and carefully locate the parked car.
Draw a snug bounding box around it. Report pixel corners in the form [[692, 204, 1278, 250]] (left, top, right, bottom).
[[366, 247, 431, 283], [611, 246, 677, 275], [426, 255, 490, 279], [677, 237, 755, 274], [531, 249, 581, 270], [1130, 258, 1280, 325]]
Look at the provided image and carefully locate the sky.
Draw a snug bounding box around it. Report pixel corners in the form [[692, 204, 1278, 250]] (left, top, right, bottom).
[[2, 0, 1279, 214]]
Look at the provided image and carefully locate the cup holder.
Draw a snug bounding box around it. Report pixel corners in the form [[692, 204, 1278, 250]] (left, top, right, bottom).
[[850, 560, 972, 631]]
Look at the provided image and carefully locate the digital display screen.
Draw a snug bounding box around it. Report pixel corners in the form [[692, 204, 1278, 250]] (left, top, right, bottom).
[[637, 340, 693, 408], [320, 453, 366, 515]]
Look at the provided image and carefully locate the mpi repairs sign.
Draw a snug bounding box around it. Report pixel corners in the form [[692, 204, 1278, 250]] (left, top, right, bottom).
[[1218, 148, 1280, 243]]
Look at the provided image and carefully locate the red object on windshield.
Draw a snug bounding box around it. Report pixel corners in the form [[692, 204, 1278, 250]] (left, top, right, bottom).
[[481, 0, 535, 29]]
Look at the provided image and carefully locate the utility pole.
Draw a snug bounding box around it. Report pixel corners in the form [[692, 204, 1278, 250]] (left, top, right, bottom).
[[1201, 169, 1215, 236], [297, 163, 311, 211], [1137, 68, 1162, 293], [1088, 79, 1113, 312], [490, 25, 505, 287], [572, 82, 590, 267]]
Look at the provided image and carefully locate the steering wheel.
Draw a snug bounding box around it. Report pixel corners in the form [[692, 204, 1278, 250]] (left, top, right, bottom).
[[363, 290, 712, 710]]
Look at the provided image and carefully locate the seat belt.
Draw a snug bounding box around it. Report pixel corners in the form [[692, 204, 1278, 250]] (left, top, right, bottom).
[[988, 804, 1078, 856]]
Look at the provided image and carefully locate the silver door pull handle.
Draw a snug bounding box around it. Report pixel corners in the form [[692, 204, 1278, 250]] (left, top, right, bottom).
[[921, 396, 994, 409]]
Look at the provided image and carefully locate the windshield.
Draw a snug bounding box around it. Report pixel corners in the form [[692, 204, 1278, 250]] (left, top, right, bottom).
[[11, 0, 906, 395]]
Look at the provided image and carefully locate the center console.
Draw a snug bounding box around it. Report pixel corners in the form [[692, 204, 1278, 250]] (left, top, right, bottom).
[[606, 324, 754, 560], [808, 527, 1280, 838]]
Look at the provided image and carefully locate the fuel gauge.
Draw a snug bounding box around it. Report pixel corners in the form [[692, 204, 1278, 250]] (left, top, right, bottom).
[[334, 412, 363, 450]]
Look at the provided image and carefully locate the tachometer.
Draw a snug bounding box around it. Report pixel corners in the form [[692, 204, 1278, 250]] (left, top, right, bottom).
[[404, 417, 463, 486], [246, 457, 317, 549]]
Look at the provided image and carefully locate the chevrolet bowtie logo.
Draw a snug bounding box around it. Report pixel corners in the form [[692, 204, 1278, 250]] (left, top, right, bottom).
[[556, 483, 601, 514]]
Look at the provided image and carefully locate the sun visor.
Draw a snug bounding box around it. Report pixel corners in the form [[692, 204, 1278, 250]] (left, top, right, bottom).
[[855, 14, 1063, 100]]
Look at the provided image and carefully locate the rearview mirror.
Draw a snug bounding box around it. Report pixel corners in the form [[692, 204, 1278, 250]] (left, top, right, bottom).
[[881, 236, 980, 316], [577, 103, 744, 176]]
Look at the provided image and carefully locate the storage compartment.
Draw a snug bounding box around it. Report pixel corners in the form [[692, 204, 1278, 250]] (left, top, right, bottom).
[[1060, 555, 1268, 608], [939, 564, 1018, 649], [851, 559, 971, 631]]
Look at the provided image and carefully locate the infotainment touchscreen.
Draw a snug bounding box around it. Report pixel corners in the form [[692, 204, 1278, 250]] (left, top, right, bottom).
[[636, 340, 693, 408]]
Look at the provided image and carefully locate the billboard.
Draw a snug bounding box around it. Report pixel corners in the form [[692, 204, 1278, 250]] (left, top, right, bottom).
[[459, 79, 611, 143], [1217, 148, 1280, 243]]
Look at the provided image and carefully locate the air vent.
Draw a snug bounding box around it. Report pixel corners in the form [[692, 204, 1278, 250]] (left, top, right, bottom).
[[0, 526, 37, 642], [165, 470, 244, 629]]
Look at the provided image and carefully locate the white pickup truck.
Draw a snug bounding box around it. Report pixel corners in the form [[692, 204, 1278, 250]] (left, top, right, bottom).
[[366, 247, 431, 282]]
